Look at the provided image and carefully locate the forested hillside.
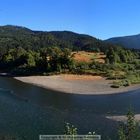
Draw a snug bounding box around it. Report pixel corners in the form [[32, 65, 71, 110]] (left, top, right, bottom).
[[0, 25, 113, 52], [106, 34, 140, 50]]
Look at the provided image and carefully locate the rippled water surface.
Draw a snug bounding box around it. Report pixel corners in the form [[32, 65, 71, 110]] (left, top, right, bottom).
[[0, 76, 139, 140]]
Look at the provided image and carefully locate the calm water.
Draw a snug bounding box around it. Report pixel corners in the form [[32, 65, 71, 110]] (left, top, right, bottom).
[[0, 76, 139, 140]]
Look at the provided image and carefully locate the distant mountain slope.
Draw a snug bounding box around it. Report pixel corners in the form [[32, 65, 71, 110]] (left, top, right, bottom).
[[47, 31, 103, 50], [0, 25, 34, 36], [106, 34, 140, 49], [0, 25, 113, 52]]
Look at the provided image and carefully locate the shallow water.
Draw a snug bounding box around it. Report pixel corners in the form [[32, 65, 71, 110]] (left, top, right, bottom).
[[0, 76, 139, 139]]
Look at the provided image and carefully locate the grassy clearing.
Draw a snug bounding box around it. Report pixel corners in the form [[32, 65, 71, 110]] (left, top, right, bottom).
[[72, 51, 106, 63]]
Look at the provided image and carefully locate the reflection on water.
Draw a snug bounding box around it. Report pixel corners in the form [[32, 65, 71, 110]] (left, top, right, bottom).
[[0, 76, 139, 140]]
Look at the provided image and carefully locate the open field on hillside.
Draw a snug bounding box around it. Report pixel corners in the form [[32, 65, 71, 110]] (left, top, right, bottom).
[[72, 51, 106, 63]]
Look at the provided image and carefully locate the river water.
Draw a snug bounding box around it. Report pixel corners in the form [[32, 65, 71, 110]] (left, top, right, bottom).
[[0, 76, 139, 140]]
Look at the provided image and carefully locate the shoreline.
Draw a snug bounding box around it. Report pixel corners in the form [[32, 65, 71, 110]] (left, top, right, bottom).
[[14, 74, 140, 95], [106, 114, 140, 122]]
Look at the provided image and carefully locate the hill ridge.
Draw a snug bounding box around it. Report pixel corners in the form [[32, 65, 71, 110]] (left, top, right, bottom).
[[106, 34, 140, 49], [0, 25, 112, 52]]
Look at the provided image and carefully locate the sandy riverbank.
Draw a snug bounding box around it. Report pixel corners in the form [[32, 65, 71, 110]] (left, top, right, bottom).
[[106, 114, 140, 122], [14, 74, 140, 95]]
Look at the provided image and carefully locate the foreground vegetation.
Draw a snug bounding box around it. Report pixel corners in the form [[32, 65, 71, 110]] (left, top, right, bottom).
[[64, 109, 140, 140], [1, 109, 138, 140], [118, 110, 140, 140]]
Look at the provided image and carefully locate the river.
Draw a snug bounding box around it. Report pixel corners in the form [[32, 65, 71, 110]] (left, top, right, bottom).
[[0, 76, 139, 139]]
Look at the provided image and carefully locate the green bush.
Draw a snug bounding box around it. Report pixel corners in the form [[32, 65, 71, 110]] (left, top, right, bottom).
[[111, 84, 120, 88], [111, 79, 131, 88]]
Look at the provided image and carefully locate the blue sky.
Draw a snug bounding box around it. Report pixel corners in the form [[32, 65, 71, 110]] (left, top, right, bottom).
[[0, 0, 140, 39]]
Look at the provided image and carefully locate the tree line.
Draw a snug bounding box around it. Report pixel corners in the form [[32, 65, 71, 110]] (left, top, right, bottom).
[[0, 47, 74, 75], [0, 44, 139, 77]]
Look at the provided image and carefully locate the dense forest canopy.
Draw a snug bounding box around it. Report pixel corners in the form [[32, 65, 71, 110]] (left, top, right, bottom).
[[106, 34, 140, 50], [0, 25, 116, 52]]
